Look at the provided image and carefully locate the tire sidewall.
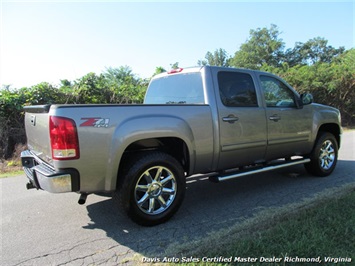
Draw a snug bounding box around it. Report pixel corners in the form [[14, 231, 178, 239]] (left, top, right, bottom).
[[122, 152, 185, 226], [307, 132, 338, 177]]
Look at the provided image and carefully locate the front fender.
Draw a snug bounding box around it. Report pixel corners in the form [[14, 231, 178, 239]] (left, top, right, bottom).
[[311, 104, 342, 148]]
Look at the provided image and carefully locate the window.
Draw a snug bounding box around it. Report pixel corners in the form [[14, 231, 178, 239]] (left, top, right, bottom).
[[260, 75, 296, 107], [144, 73, 204, 104], [218, 71, 257, 107]]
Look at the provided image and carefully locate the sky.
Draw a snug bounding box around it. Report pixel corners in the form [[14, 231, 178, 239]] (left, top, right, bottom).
[[1, 0, 354, 89]]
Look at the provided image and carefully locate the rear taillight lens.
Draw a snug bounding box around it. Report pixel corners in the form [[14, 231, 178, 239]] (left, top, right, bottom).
[[49, 116, 80, 160]]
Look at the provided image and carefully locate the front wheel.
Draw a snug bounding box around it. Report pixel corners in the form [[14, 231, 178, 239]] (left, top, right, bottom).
[[304, 132, 338, 177], [117, 152, 185, 226]]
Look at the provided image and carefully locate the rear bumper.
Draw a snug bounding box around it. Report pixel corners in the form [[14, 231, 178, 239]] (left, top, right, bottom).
[[21, 150, 80, 193]]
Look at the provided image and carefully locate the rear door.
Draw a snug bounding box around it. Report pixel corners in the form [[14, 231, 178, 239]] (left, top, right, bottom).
[[258, 74, 313, 160], [214, 69, 267, 170]]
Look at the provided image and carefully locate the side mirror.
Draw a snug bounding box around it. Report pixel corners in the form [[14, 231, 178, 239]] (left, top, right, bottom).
[[301, 93, 313, 105]]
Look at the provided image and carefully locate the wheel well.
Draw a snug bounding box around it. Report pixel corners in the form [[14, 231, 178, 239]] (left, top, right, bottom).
[[120, 137, 190, 174], [318, 123, 341, 147]]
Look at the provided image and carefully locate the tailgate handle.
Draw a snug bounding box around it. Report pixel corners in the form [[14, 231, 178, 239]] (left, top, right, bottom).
[[30, 115, 36, 126]]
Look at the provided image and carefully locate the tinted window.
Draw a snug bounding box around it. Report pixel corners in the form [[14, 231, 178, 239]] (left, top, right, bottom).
[[260, 75, 296, 107], [218, 71, 257, 107], [144, 73, 204, 104]]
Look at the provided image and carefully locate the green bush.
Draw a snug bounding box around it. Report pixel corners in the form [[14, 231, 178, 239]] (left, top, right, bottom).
[[264, 49, 355, 126], [1, 47, 354, 159], [0, 67, 148, 159]]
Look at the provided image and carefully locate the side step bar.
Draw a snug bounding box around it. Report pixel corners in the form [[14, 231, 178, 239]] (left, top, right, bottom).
[[209, 158, 310, 183]]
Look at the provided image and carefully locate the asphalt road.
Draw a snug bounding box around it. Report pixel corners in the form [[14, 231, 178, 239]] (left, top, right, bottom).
[[1, 131, 354, 266]]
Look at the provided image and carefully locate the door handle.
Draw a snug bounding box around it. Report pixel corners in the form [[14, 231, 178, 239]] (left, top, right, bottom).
[[269, 115, 281, 122], [223, 115, 239, 123]]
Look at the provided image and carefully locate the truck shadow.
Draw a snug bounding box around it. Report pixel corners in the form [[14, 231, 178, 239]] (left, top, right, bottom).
[[83, 159, 355, 261]]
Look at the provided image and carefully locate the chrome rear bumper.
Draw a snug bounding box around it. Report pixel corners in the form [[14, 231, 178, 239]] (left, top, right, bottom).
[[21, 150, 80, 193]]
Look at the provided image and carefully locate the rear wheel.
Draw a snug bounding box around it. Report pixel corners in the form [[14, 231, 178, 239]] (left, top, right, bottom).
[[304, 132, 338, 177], [117, 151, 185, 226]]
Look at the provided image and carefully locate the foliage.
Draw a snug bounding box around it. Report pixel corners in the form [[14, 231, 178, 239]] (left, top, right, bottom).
[[284, 37, 345, 67], [262, 49, 355, 125], [166, 185, 355, 265], [103, 66, 147, 104], [229, 24, 285, 69], [0, 89, 25, 158], [198, 24, 353, 125], [68, 72, 109, 104], [0, 67, 148, 159], [153, 66, 167, 76], [170, 62, 180, 70], [198, 48, 230, 67], [1, 24, 354, 159]]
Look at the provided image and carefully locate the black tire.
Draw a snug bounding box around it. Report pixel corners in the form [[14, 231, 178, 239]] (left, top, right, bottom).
[[117, 151, 185, 226], [304, 132, 338, 177]]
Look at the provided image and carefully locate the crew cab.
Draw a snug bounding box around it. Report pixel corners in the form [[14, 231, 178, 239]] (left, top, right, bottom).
[[21, 66, 342, 226]]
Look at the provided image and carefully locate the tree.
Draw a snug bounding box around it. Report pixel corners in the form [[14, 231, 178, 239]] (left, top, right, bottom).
[[60, 79, 72, 87], [197, 48, 230, 67], [23, 82, 64, 105], [0, 88, 27, 158], [104, 66, 135, 86], [153, 66, 166, 76], [1, 84, 11, 91], [103, 66, 146, 104], [266, 49, 355, 126], [70, 73, 110, 104], [230, 24, 285, 69], [170, 62, 179, 69], [0, 66, 149, 159], [285, 37, 345, 67]]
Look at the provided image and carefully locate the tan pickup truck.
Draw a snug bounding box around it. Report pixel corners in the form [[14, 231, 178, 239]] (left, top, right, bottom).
[[21, 66, 342, 225]]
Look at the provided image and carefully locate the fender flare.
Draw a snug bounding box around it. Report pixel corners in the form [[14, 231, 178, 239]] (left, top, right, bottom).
[[105, 115, 195, 190]]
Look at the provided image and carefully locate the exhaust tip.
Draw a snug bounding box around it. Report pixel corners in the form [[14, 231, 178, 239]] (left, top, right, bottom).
[[78, 193, 88, 205]]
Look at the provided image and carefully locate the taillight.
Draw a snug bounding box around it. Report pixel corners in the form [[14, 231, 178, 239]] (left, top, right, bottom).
[[49, 116, 80, 160]]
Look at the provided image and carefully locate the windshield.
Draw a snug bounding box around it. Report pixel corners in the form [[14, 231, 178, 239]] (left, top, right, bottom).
[[144, 72, 205, 104]]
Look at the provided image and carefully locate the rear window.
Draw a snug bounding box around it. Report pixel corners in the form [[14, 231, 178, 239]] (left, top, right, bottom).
[[144, 73, 205, 104], [218, 71, 258, 107]]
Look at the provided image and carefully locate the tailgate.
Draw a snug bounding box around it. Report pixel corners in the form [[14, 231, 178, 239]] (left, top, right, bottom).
[[24, 105, 52, 163]]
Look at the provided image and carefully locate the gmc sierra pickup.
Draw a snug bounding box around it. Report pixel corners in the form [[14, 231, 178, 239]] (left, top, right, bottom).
[[21, 66, 342, 226]]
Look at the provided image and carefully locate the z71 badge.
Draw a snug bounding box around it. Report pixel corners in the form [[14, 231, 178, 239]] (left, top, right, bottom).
[[80, 118, 110, 128]]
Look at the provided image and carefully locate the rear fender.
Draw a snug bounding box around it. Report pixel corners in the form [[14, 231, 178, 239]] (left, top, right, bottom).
[[105, 115, 195, 190]]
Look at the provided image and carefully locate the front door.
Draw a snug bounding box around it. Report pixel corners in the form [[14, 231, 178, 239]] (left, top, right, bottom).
[[216, 70, 267, 170], [258, 74, 313, 160]]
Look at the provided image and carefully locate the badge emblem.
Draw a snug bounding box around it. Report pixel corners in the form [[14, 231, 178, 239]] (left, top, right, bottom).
[[80, 118, 110, 128]]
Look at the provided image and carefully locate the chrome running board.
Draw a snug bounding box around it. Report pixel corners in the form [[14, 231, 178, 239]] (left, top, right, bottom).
[[209, 158, 311, 183]]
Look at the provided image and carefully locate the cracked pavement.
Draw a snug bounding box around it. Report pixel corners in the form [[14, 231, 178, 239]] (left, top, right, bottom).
[[1, 131, 354, 265]]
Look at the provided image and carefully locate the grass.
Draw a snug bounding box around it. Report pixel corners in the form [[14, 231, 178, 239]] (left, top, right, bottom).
[[152, 183, 355, 266], [2, 138, 355, 264], [343, 126, 355, 131], [0, 143, 25, 177], [0, 169, 24, 178], [0, 159, 23, 177], [0, 156, 23, 176]]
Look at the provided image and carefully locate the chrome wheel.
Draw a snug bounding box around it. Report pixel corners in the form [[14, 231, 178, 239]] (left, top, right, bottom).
[[134, 166, 177, 215], [319, 140, 335, 170], [305, 132, 338, 177]]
